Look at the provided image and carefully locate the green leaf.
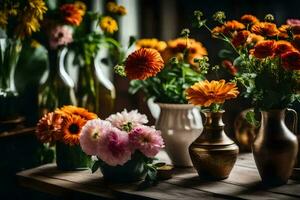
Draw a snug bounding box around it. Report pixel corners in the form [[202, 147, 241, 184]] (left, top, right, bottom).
[[91, 160, 100, 173]]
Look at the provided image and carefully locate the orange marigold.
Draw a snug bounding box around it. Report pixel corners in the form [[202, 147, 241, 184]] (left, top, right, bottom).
[[136, 38, 167, 52], [232, 30, 250, 47], [240, 14, 259, 24], [161, 38, 207, 66], [56, 105, 98, 120], [60, 3, 83, 26], [223, 20, 245, 34], [186, 80, 239, 107], [251, 22, 279, 37], [251, 40, 276, 59], [36, 112, 63, 145], [275, 40, 295, 55], [60, 114, 87, 145], [125, 48, 164, 80], [281, 51, 300, 71]]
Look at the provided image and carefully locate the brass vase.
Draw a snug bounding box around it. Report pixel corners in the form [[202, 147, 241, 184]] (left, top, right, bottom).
[[252, 109, 298, 186], [189, 110, 239, 180]]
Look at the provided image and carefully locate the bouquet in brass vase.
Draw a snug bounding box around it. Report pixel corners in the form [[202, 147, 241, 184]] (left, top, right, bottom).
[[186, 79, 239, 180], [194, 11, 299, 185]]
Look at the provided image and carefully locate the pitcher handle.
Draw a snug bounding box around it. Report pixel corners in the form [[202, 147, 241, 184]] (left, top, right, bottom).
[[286, 108, 298, 134]]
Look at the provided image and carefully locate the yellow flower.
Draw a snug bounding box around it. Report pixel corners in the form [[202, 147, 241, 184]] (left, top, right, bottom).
[[30, 39, 41, 48], [28, 0, 48, 20], [75, 1, 86, 16], [136, 38, 167, 52], [16, 15, 41, 39], [186, 80, 239, 107], [99, 16, 118, 34], [106, 2, 127, 16]]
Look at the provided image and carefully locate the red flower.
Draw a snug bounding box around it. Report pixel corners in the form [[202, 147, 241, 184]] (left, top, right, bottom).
[[281, 51, 300, 70], [232, 30, 250, 47], [222, 60, 238, 75], [275, 41, 295, 55], [125, 48, 164, 80], [251, 40, 276, 59]]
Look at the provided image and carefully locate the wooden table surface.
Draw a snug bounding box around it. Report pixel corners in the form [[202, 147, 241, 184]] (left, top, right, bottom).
[[16, 153, 300, 200]]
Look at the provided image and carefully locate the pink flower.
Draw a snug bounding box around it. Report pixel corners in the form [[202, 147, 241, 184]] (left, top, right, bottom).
[[49, 25, 73, 49], [97, 127, 132, 166], [129, 125, 164, 158], [79, 119, 111, 156], [287, 19, 300, 26], [106, 109, 148, 130]]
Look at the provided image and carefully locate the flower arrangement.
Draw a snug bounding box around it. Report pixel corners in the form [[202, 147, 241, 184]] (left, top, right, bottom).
[[80, 109, 164, 182], [36, 105, 97, 146], [116, 30, 209, 104], [194, 11, 300, 111], [0, 0, 47, 39], [186, 79, 239, 111]]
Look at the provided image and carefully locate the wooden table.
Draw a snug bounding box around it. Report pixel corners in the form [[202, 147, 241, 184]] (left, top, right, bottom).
[[17, 153, 300, 200]]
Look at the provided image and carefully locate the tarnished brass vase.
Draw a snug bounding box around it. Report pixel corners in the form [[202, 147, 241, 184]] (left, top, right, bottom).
[[252, 109, 298, 186], [189, 110, 239, 180]]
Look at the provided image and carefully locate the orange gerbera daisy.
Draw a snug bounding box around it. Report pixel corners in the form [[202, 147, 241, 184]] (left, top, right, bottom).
[[232, 30, 250, 47], [125, 48, 164, 80], [36, 112, 63, 145], [275, 40, 295, 55], [186, 80, 239, 107], [211, 26, 225, 38], [161, 38, 207, 66], [278, 25, 290, 39], [223, 20, 245, 34], [136, 38, 167, 52], [60, 3, 83, 26], [240, 14, 259, 24], [251, 22, 279, 37], [281, 51, 300, 71], [251, 40, 276, 59], [56, 105, 98, 120], [292, 35, 300, 51], [60, 114, 87, 145]]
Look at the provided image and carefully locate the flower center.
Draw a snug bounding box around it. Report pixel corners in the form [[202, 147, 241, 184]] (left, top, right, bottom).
[[69, 124, 79, 134]]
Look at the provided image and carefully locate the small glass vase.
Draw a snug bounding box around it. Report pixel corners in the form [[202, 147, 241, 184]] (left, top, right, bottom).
[[38, 47, 77, 116], [75, 53, 115, 118], [252, 108, 298, 186], [99, 152, 146, 183], [56, 142, 91, 171], [0, 38, 22, 120], [189, 110, 239, 180]]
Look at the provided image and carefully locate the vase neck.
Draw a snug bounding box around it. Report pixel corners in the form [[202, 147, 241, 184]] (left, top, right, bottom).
[[203, 110, 225, 127], [261, 109, 286, 125]]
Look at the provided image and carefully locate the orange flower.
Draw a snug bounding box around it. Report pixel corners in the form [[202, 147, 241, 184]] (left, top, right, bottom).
[[186, 80, 239, 107], [125, 48, 164, 80], [275, 40, 295, 55], [251, 22, 279, 37], [246, 33, 264, 45], [223, 20, 245, 34], [36, 112, 63, 145], [136, 38, 167, 52], [60, 3, 83, 26], [251, 40, 276, 59], [60, 114, 87, 145], [240, 14, 259, 24], [211, 26, 225, 37], [292, 35, 300, 51], [232, 30, 250, 47], [56, 105, 97, 120], [278, 25, 290, 39], [161, 38, 207, 66], [281, 51, 300, 71]]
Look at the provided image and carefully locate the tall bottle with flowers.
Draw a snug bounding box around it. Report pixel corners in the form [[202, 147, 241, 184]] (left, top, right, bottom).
[[37, 1, 87, 116], [70, 1, 127, 118], [115, 30, 209, 167], [0, 0, 47, 120], [195, 11, 299, 185]]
